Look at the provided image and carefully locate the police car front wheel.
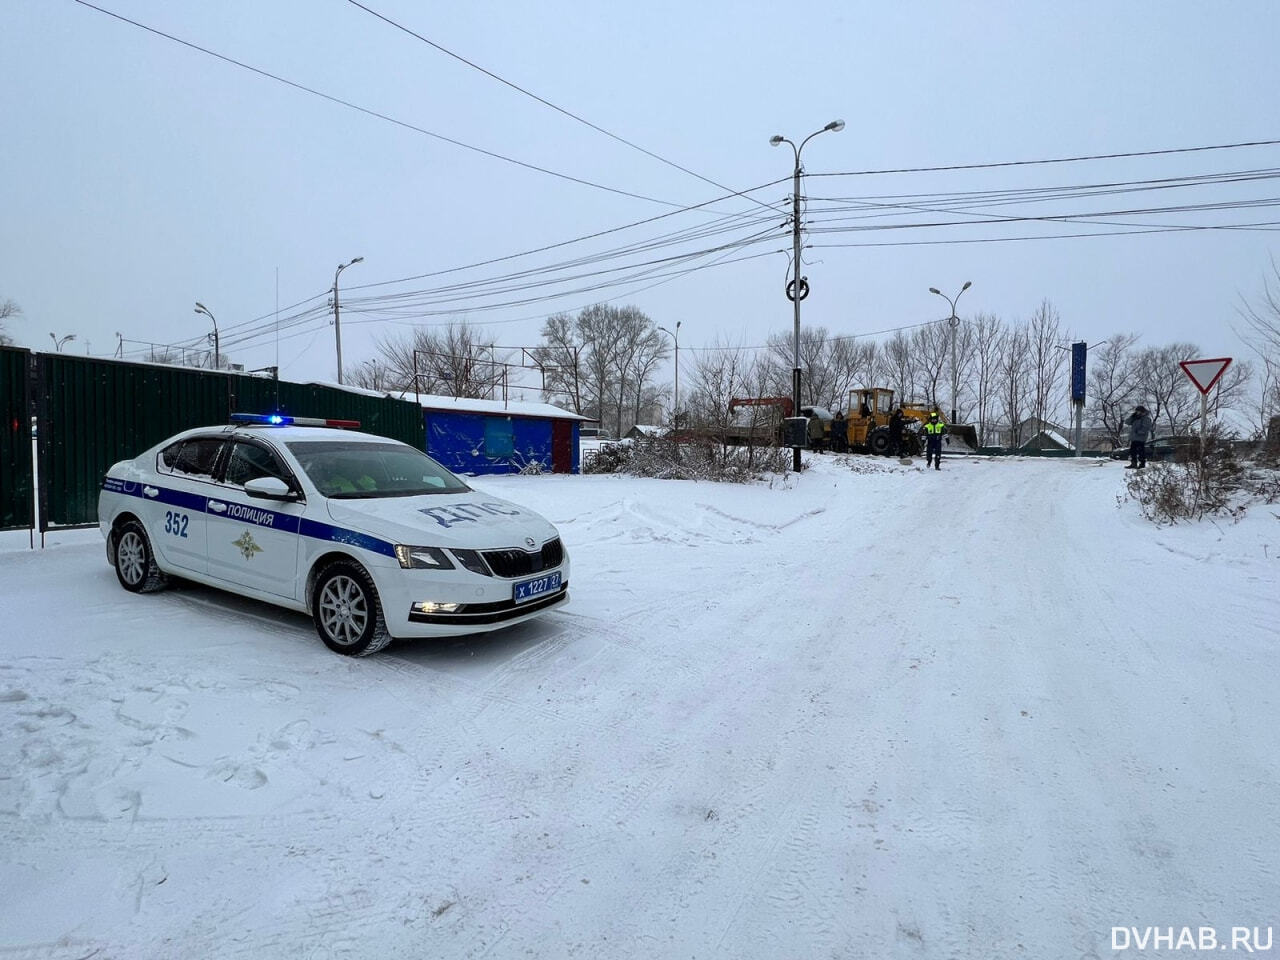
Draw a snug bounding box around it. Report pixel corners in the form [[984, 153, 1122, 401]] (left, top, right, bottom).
[[311, 561, 392, 657]]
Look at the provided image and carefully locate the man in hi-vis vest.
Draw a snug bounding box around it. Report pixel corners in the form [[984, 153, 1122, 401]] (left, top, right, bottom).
[[924, 409, 946, 470]]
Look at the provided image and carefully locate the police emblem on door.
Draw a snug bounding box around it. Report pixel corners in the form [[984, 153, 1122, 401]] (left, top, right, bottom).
[[233, 530, 263, 560]]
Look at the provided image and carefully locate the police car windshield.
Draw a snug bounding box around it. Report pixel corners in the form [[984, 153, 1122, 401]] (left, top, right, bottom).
[[286, 441, 471, 498]]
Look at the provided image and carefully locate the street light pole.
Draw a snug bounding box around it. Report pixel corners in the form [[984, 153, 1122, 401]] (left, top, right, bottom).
[[332, 256, 364, 384], [928, 281, 972, 423], [48, 332, 77, 353], [194, 302, 219, 369], [658, 321, 681, 429], [771, 119, 845, 472]]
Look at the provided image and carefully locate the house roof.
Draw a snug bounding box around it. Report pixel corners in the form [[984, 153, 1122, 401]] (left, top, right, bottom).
[[1019, 429, 1074, 450], [417, 394, 593, 422], [306, 380, 593, 421]]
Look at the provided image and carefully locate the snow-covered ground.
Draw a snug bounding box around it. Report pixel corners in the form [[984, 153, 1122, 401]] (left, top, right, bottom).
[[2, 455, 1278, 959]]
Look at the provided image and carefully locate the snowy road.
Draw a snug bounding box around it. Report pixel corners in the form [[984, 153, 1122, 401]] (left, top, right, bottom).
[[2, 456, 1277, 958]]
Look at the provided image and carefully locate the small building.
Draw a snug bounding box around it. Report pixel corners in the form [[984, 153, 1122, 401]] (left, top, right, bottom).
[[1019, 429, 1074, 453], [419, 395, 593, 475]]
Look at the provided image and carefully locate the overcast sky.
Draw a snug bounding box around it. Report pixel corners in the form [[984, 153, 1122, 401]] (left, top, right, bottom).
[[4, 0, 1278, 396]]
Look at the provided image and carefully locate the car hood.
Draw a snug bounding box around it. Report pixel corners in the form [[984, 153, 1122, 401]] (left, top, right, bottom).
[[324, 492, 559, 549]]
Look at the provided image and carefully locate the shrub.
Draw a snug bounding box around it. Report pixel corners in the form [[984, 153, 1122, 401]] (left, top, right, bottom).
[[584, 437, 794, 483], [1119, 431, 1272, 523]]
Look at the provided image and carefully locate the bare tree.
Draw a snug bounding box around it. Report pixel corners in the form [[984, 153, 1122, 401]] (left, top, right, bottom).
[[687, 338, 757, 464], [369, 321, 506, 398], [533, 311, 586, 414], [996, 324, 1032, 448], [911, 322, 951, 410], [1027, 300, 1066, 448], [605, 306, 657, 438], [628, 326, 670, 428], [1135, 342, 1201, 435], [576, 304, 623, 430], [970, 313, 1006, 448], [1085, 334, 1142, 446], [881, 330, 920, 404], [1235, 257, 1280, 431], [0, 298, 19, 347], [345, 358, 400, 394]]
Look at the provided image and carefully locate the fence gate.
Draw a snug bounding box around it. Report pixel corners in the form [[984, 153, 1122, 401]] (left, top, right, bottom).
[[0, 347, 33, 530]]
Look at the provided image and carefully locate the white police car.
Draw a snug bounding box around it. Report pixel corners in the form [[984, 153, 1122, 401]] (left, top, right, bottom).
[[98, 414, 569, 656]]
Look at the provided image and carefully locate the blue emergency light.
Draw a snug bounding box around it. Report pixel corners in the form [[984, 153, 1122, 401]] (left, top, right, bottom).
[[230, 413, 361, 429]]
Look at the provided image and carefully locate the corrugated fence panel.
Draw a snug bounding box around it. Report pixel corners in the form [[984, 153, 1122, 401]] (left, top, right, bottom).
[[40, 355, 233, 527], [36, 356, 426, 527], [0, 347, 33, 529]]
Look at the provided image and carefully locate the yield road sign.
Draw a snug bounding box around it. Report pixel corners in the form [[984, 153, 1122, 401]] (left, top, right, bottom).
[[1178, 357, 1232, 395]]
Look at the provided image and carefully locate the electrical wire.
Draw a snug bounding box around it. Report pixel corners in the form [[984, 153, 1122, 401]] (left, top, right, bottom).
[[811, 137, 1280, 179], [344, 0, 782, 217], [71, 0, 692, 208]]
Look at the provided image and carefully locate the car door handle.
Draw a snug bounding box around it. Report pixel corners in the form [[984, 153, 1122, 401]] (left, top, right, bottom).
[[208, 500, 227, 514], [143, 486, 159, 498]]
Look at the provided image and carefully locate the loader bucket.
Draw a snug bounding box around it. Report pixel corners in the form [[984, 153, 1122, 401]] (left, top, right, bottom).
[[946, 423, 979, 451]]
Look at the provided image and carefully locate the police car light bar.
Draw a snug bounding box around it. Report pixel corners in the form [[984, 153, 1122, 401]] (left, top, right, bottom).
[[230, 413, 361, 429]]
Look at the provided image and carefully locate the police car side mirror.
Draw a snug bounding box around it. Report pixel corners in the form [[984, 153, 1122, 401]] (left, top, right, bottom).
[[244, 476, 298, 501]]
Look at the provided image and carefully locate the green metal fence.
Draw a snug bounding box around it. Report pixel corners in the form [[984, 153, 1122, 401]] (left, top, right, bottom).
[[0, 347, 33, 530], [35, 355, 425, 528]]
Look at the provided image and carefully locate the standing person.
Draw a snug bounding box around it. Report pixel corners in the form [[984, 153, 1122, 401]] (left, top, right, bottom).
[[888, 406, 904, 456], [831, 410, 847, 453], [1126, 404, 1155, 469], [924, 409, 946, 470], [807, 412, 825, 453]]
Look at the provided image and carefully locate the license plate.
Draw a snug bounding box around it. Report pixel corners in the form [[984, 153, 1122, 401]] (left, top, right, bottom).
[[513, 570, 561, 604]]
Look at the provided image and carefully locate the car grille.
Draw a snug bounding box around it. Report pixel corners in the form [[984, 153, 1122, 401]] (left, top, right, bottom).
[[482, 537, 564, 578]]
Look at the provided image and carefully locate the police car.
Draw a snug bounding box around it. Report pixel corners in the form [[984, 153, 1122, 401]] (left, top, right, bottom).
[[98, 414, 570, 656]]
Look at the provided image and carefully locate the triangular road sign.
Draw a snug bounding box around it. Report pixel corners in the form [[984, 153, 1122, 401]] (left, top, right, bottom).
[[1179, 357, 1232, 395]]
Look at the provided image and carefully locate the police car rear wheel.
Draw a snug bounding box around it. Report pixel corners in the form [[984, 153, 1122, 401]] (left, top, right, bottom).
[[312, 562, 391, 657], [114, 520, 167, 594]]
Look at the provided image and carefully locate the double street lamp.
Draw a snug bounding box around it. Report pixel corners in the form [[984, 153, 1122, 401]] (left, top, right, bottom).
[[928, 281, 971, 423], [333, 256, 364, 384], [771, 119, 845, 472], [49, 332, 77, 353], [193, 301, 219, 369]]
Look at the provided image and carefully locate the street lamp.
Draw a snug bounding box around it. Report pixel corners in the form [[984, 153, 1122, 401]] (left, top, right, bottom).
[[928, 281, 972, 423], [657, 321, 682, 430], [49, 332, 77, 352], [770, 119, 845, 472], [194, 302, 219, 369], [332, 256, 364, 384]]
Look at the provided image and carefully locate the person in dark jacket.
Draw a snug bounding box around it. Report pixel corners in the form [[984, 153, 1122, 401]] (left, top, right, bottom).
[[888, 407, 904, 456], [831, 411, 847, 453], [1126, 404, 1155, 468], [923, 409, 946, 470]]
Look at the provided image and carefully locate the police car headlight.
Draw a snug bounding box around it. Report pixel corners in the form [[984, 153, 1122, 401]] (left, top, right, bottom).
[[394, 545, 455, 570]]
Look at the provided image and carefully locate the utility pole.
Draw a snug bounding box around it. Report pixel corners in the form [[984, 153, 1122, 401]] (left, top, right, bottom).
[[770, 120, 845, 472], [332, 256, 364, 384], [929, 282, 972, 423]]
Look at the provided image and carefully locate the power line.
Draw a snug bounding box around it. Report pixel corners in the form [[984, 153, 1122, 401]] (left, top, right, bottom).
[[344, 0, 782, 217], [812, 137, 1280, 179], [71, 0, 690, 208]]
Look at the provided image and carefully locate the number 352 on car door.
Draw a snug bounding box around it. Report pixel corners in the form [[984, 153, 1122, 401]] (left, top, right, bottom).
[[164, 510, 189, 538]]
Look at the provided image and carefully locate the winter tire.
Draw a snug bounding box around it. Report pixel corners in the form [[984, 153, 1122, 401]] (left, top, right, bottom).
[[113, 519, 168, 594], [312, 561, 392, 657], [868, 428, 892, 457]]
